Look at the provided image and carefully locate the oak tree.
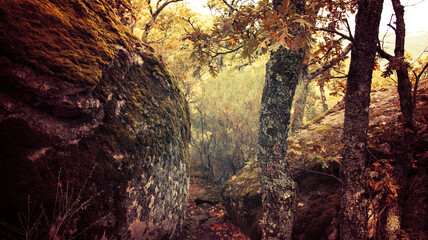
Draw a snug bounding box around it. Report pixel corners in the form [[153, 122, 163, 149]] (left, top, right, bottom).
[[340, 0, 384, 238]]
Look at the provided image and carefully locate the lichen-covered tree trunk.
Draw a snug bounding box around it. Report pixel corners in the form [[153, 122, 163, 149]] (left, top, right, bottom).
[[258, 45, 305, 239], [340, 0, 384, 239], [257, 1, 306, 238]]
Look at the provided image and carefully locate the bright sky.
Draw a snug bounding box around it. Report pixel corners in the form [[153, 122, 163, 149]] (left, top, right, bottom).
[[185, 0, 428, 33], [381, 0, 428, 33], [185, 0, 211, 15]]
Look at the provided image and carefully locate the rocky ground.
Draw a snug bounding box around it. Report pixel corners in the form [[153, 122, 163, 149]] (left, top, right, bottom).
[[179, 178, 250, 240]]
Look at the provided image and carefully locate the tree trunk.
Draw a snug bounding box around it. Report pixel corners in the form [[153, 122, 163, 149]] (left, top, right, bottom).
[[392, 0, 414, 133], [258, 45, 305, 240], [319, 81, 329, 112], [291, 67, 310, 132], [257, 0, 306, 238], [378, 1, 413, 238], [340, 0, 384, 239]]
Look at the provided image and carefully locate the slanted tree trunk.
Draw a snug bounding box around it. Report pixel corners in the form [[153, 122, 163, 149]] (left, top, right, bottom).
[[258, 45, 305, 240], [290, 43, 352, 132], [257, 1, 306, 239], [340, 0, 384, 239]]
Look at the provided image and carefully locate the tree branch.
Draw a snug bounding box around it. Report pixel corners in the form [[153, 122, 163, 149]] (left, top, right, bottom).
[[142, 0, 183, 42], [376, 42, 394, 61], [412, 61, 428, 110], [221, 0, 237, 11], [317, 28, 354, 42], [290, 166, 344, 185], [308, 43, 353, 80]]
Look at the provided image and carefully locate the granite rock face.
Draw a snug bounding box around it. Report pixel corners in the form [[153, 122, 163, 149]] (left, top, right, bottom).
[[0, 0, 190, 239]]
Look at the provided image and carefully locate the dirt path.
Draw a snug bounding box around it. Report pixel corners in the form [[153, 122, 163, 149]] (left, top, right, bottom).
[[179, 181, 250, 240]]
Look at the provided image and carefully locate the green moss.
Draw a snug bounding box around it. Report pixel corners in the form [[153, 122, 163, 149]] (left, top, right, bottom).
[[224, 161, 261, 199], [299, 108, 336, 130], [0, 0, 190, 237], [314, 125, 334, 135], [0, 0, 139, 85], [97, 47, 190, 166]]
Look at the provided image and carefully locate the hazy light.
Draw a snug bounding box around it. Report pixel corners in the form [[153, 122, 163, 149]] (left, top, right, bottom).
[[380, 0, 428, 33], [185, 0, 210, 15], [184, 0, 427, 32]]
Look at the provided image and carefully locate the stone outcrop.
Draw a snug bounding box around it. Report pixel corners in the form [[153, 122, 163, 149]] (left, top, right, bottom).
[[0, 0, 189, 239], [222, 161, 340, 240], [193, 185, 222, 205], [221, 162, 263, 240]]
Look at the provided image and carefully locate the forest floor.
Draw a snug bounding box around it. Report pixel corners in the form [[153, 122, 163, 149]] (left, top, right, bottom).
[[179, 179, 250, 240]]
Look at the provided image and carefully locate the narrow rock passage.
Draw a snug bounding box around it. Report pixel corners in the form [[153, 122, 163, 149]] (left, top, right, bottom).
[[179, 180, 250, 240]]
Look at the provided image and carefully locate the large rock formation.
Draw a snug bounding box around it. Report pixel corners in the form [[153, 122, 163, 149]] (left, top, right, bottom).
[[0, 0, 190, 239], [222, 160, 340, 240]]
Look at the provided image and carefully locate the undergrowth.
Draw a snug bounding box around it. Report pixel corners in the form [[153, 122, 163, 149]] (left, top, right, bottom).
[[0, 167, 105, 240]]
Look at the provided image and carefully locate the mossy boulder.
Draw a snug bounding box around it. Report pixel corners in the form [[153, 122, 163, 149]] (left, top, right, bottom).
[[221, 161, 263, 240], [0, 1, 190, 239], [194, 185, 222, 205], [222, 160, 339, 240]]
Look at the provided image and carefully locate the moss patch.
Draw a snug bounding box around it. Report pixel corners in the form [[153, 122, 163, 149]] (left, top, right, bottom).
[[223, 161, 261, 200], [194, 185, 222, 204], [0, 0, 138, 85]]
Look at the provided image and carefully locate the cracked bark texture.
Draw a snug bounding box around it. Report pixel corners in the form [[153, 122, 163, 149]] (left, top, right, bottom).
[[257, 0, 306, 238], [258, 45, 305, 240], [340, 0, 384, 239]]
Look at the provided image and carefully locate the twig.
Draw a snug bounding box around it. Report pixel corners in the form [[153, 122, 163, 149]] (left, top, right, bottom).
[[412, 61, 428, 109], [290, 166, 344, 185]]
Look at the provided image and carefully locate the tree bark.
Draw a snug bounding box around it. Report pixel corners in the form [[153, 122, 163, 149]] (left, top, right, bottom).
[[291, 67, 310, 132], [340, 0, 384, 239], [381, 1, 414, 238], [391, 0, 414, 133], [258, 45, 305, 240], [257, 0, 306, 238], [319, 81, 329, 112]]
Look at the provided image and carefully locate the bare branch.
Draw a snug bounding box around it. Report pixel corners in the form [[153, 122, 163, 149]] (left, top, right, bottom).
[[376, 40, 394, 61], [221, 0, 237, 11], [142, 0, 183, 42], [343, 19, 354, 42], [308, 43, 353, 80], [412, 61, 428, 110], [317, 28, 353, 42], [290, 166, 344, 185]]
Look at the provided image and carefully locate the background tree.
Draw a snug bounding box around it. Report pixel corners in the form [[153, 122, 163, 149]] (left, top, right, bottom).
[[375, 1, 428, 238], [340, 0, 384, 239], [131, 0, 184, 41], [290, 42, 352, 131], [189, 58, 266, 183]]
